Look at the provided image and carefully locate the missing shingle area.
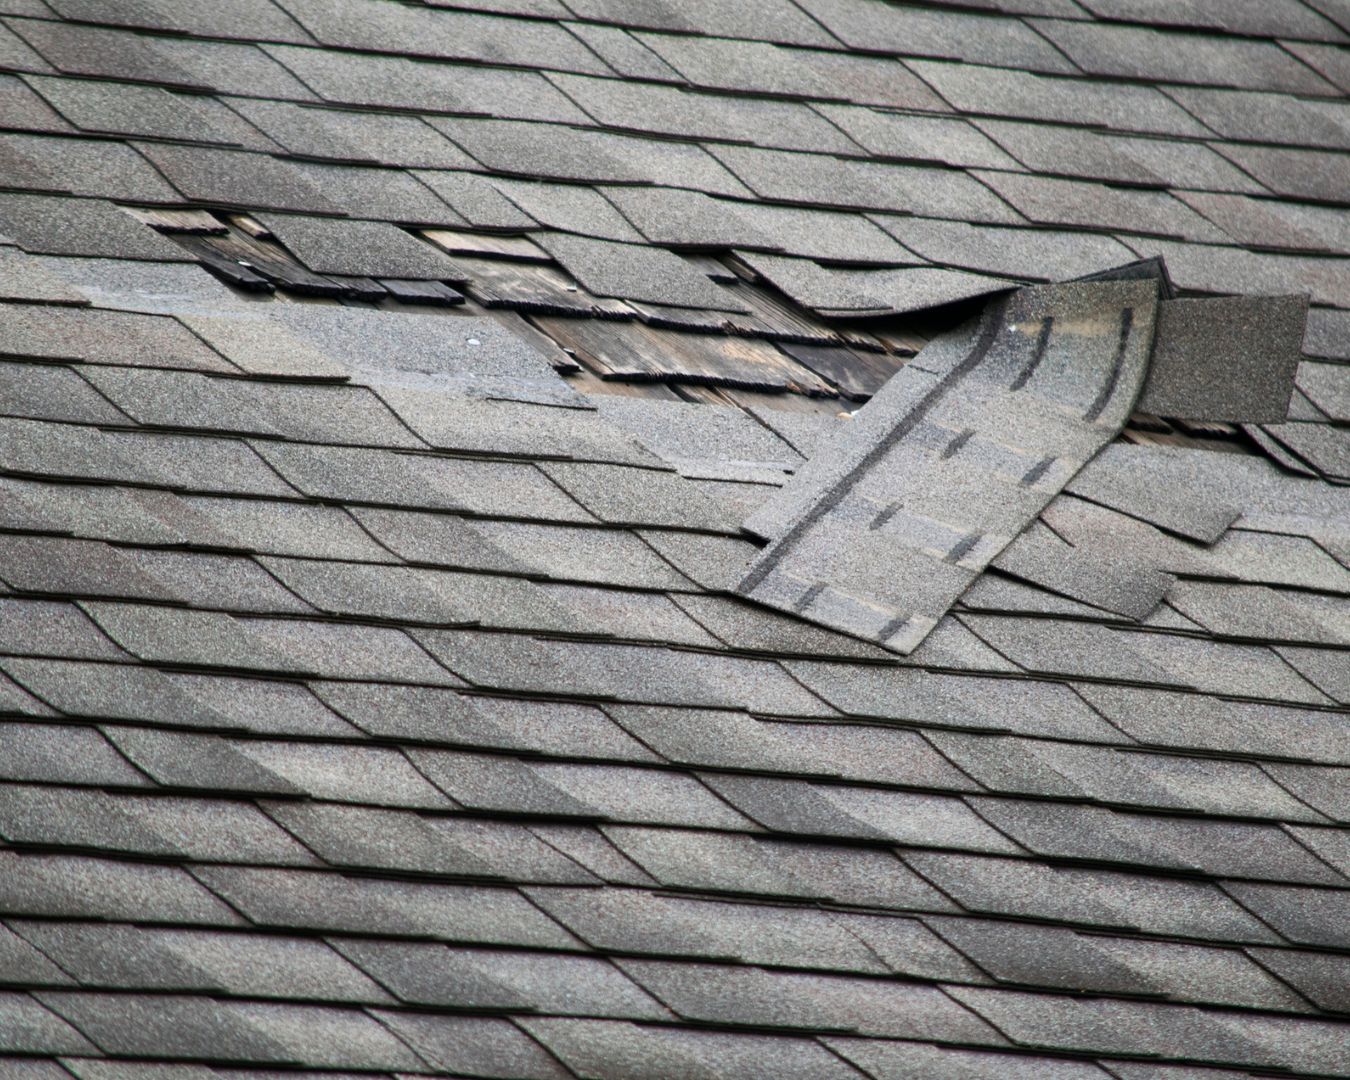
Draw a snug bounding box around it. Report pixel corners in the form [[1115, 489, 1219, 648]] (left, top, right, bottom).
[[119, 204, 970, 413]]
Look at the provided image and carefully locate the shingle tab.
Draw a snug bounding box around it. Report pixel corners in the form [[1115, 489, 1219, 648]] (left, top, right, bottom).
[[0, 249, 89, 304], [1137, 295, 1307, 422], [255, 443, 590, 519], [1248, 946, 1350, 1012], [133, 143, 338, 214], [824, 1039, 1113, 1080], [796, 0, 1077, 73], [376, 1012, 570, 1079], [263, 802, 597, 881], [907, 60, 1209, 136], [536, 233, 743, 310], [0, 850, 245, 925], [0, 195, 194, 261], [0, 721, 148, 786], [254, 214, 463, 279], [333, 940, 667, 1016], [524, 886, 890, 972], [973, 173, 1226, 242], [0, 992, 97, 1054], [101, 726, 298, 793], [546, 73, 864, 154], [785, 662, 1121, 740], [616, 959, 1004, 1041], [522, 1017, 877, 1080], [969, 796, 1347, 883], [0, 923, 73, 986], [1030, 19, 1337, 93], [907, 849, 1281, 941], [276, 0, 611, 73], [191, 865, 580, 947], [604, 825, 958, 910], [37, 992, 425, 1068]]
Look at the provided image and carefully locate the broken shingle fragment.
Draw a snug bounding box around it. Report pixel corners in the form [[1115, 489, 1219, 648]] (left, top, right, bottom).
[[536, 233, 746, 311], [254, 213, 463, 279]]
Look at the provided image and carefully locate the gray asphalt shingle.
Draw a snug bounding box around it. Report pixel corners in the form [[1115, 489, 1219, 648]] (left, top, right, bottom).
[[546, 73, 865, 154], [0, 195, 194, 261], [192, 863, 580, 946], [907, 60, 1210, 135], [1031, 19, 1338, 92], [797, 0, 1077, 73], [616, 959, 1002, 1040], [333, 940, 667, 1016]]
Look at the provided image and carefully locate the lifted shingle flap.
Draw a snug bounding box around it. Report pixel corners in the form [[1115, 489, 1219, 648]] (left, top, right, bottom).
[[738, 279, 1158, 654]]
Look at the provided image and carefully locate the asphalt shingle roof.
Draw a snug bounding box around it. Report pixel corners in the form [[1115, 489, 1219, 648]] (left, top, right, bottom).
[[2, 0, 1350, 1075]]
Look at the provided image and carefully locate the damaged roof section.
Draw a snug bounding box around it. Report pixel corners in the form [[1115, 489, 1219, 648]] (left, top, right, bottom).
[[738, 278, 1160, 652], [739, 271, 1313, 653]]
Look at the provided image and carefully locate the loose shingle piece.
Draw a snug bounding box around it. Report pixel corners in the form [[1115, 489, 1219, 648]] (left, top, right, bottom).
[[1136, 295, 1309, 422], [7, 0, 1350, 1075], [738, 279, 1159, 654]]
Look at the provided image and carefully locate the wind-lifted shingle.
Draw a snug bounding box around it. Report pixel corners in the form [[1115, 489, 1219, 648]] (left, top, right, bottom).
[[739, 281, 1158, 653]]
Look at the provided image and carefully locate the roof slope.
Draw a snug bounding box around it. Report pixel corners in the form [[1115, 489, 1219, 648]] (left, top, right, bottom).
[[3, 0, 1350, 1077]]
